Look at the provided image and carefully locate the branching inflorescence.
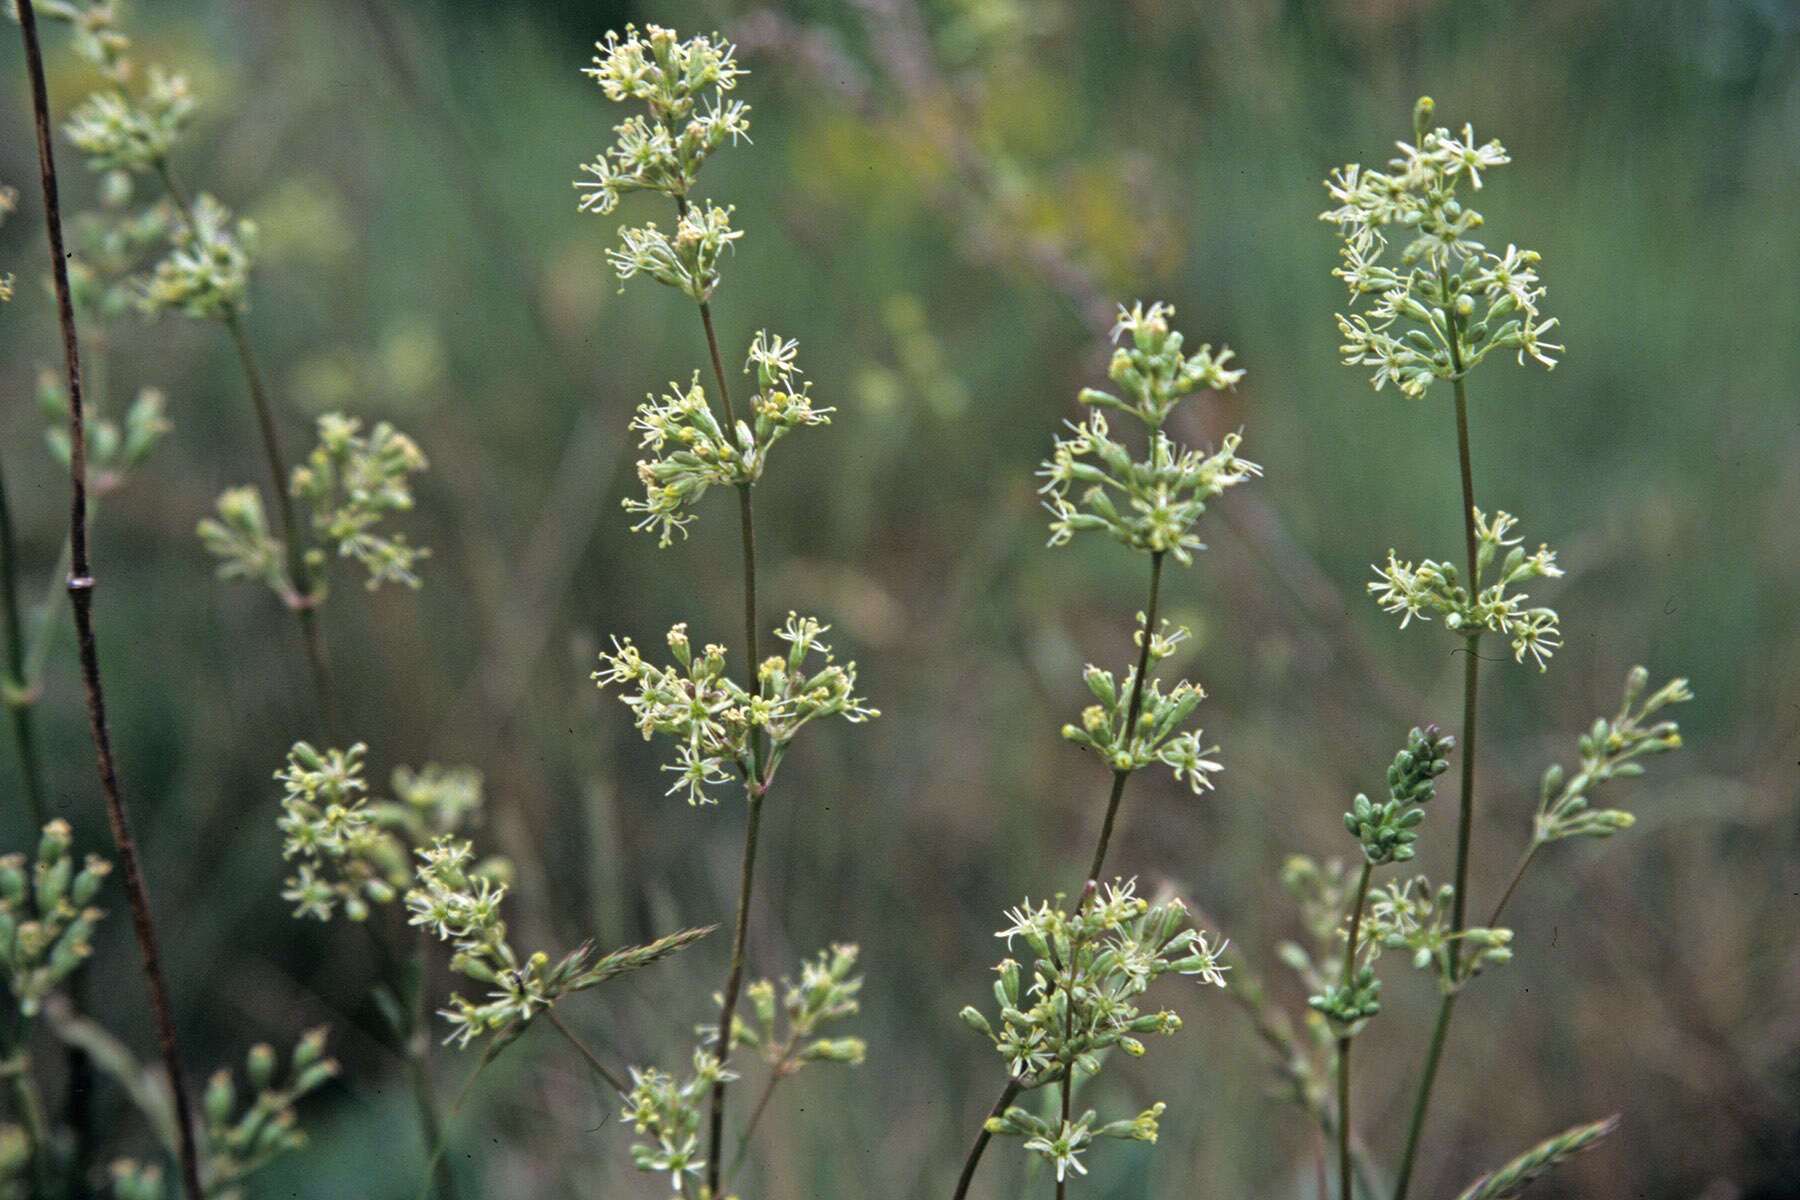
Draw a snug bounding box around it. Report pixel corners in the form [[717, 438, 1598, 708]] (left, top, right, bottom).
[[954, 302, 1248, 1197], [577, 25, 873, 1196]]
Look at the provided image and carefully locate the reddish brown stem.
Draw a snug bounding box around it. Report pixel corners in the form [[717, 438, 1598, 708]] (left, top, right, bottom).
[[15, 5, 204, 1198]]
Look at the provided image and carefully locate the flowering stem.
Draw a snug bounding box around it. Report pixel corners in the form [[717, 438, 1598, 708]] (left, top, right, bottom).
[[668, 192, 770, 1195], [15, 5, 204, 1197], [220, 310, 343, 740], [1083, 549, 1164, 889], [1337, 860, 1374, 1200], [152, 161, 343, 745], [955, 546, 1168, 1199], [1392, 353, 1481, 1200]]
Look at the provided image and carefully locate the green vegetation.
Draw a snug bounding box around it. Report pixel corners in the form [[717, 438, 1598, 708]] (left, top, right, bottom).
[[0, 2, 1789, 1198]]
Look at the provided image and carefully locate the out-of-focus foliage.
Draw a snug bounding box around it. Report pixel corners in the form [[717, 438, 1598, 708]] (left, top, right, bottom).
[[0, 0, 1793, 1197]]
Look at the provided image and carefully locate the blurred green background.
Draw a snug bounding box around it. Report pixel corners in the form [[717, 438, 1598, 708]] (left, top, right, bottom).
[[1, 0, 1795, 1196]]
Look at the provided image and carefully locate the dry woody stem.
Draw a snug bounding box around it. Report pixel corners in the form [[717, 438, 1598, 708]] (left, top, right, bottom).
[[14, 3, 204, 1196]]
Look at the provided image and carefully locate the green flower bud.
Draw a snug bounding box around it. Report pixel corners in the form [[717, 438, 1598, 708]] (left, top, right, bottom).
[[204, 1069, 237, 1129], [247, 1042, 277, 1090], [71, 855, 111, 906]]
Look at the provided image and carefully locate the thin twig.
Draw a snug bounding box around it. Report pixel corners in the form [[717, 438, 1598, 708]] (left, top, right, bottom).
[[15, 5, 204, 1197]]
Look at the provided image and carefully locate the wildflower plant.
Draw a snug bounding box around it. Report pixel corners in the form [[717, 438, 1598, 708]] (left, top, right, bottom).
[[1234, 97, 1697, 1200], [577, 25, 873, 1196]]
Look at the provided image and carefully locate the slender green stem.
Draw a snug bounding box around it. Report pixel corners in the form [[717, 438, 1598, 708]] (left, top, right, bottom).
[[1055, 936, 1079, 1200], [403, 1036, 454, 1200], [1337, 860, 1374, 1200], [544, 1007, 627, 1096], [153, 162, 342, 745], [670, 193, 770, 1197], [403, 930, 456, 1200], [1487, 839, 1542, 930], [0, 1012, 52, 1200], [221, 309, 343, 746], [706, 782, 766, 1196], [725, 1060, 787, 1187], [16, 6, 204, 1197], [1392, 990, 1457, 1200], [1392, 347, 1482, 1200], [0, 457, 47, 828], [1082, 550, 1164, 890], [416, 1039, 505, 1200]]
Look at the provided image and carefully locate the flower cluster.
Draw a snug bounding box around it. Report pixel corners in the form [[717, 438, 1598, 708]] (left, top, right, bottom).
[[1343, 726, 1454, 865], [960, 880, 1227, 1183], [39, 372, 171, 496], [406, 837, 711, 1049], [1308, 964, 1382, 1031], [622, 1047, 733, 1191], [737, 943, 867, 1072], [1531, 667, 1690, 845], [626, 332, 833, 545], [1364, 876, 1513, 987], [276, 742, 408, 922], [200, 413, 429, 603], [595, 614, 876, 805], [1039, 302, 1257, 563], [45, 7, 265, 329], [575, 25, 749, 214], [292, 413, 430, 590], [0, 821, 111, 1017], [576, 25, 751, 300], [63, 63, 193, 172], [275, 742, 486, 923], [1322, 96, 1561, 399], [609, 198, 740, 302], [199, 1029, 340, 1195], [138, 191, 255, 320], [1370, 508, 1563, 668], [621, 945, 863, 1193], [1062, 620, 1221, 792]]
